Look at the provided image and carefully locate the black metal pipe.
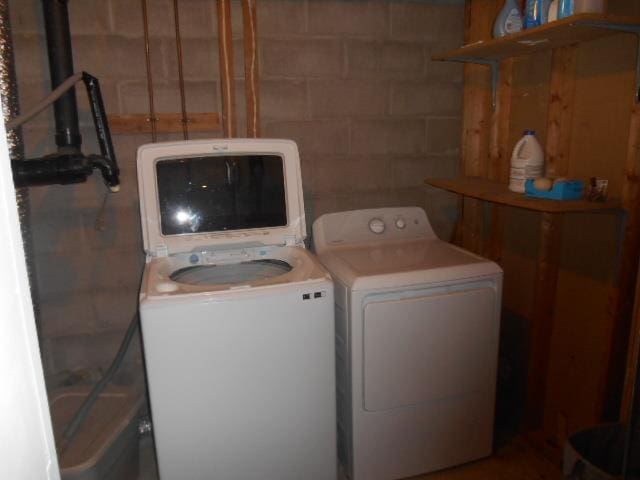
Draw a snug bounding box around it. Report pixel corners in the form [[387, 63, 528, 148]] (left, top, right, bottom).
[[42, 0, 81, 151], [83, 73, 119, 188], [12, 153, 91, 187], [10, 71, 120, 190]]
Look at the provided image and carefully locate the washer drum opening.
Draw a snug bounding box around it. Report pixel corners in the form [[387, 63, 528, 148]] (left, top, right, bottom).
[[170, 259, 292, 286]]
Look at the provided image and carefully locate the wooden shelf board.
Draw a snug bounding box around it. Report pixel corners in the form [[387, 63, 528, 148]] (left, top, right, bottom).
[[432, 14, 640, 62], [425, 177, 621, 213]]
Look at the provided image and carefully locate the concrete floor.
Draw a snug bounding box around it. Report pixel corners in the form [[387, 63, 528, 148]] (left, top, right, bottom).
[[137, 436, 562, 480]]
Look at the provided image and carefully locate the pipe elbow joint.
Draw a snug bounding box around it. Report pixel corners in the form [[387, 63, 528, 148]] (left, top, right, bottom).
[[89, 155, 120, 192]]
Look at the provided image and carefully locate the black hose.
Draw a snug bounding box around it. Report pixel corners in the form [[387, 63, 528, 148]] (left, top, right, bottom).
[[59, 311, 140, 452]]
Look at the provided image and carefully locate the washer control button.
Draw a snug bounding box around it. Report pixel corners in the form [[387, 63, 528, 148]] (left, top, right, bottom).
[[395, 217, 407, 229], [369, 218, 386, 234]]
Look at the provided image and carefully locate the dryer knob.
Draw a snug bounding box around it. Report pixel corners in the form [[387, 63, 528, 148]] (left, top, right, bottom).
[[369, 218, 386, 234], [395, 217, 406, 229]]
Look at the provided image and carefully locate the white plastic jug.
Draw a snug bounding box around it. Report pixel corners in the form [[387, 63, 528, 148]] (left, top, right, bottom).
[[509, 130, 544, 193]]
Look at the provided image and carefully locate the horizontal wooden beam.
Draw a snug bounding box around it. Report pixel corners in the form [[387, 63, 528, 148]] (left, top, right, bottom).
[[108, 112, 221, 135]]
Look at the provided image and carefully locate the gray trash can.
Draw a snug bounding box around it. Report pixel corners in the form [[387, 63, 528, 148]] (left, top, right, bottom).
[[564, 423, 627, 480]]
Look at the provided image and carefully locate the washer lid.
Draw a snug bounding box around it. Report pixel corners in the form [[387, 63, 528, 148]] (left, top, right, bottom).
[[137, 139, 306, 256], [316, 239, 502, 291]]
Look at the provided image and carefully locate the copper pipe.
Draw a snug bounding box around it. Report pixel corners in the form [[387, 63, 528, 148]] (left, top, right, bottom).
[[242, 0, 259, 138], [140, 0, 157, 142], [172, 0, 189, 140], [217, 0, 236, 137]]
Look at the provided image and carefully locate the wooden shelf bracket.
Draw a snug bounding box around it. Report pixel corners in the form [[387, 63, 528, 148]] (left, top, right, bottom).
[[449, 58, 500, 108]]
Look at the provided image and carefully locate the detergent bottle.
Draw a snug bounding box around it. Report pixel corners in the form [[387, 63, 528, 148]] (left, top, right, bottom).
[[509, 131, 545, 193], [493, 0, 523, 38], [558, 0, 575, 18], [524, 0, 553, 28]]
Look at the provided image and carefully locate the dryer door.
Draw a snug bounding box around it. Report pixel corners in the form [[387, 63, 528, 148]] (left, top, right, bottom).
[[363, 286, 499, 412]]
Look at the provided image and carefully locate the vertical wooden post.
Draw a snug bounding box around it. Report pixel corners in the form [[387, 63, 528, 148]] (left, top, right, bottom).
[[621, 271, 640, 423], [172, 0, 189, 140], [604, 98, 640, 419], [526, 212, 564, 428], [486, 59, 514, 262], [525, 45, 576, 431], [140, 0, 157, 142], [488, 59, 514, 184], [242, 0, 260, 138], [545, 46, 577, 179], [459, 0, 500, 254], [217, 0, 237, 138]]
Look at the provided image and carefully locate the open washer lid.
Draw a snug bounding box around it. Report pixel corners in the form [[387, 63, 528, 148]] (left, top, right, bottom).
[[137, 139, 306, 257]]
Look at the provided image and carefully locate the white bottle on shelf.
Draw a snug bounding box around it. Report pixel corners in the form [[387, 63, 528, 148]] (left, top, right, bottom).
[[509, 130, 545, 193], [548, 0, 559, 21]]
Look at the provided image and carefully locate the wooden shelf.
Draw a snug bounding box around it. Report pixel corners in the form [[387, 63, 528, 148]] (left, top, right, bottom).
[[425, 177, 621, 213], [432, 14, 640, 62]]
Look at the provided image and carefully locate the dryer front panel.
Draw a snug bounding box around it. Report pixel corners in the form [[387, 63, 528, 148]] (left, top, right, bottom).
[[363, 286, 498, 412]]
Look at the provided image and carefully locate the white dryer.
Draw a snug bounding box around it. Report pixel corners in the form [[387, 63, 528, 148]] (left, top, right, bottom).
[[137, 139, 336, 480], [313, 207, 502, 480]]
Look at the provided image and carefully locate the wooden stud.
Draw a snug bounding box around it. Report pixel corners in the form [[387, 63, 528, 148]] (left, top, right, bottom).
[[488, 59, 514, 183], [109, 112, 221, 135], [217, 0, 237, 138], [545, 46, 577, 178], [526, 212, 564, 428], [621, 271, 640, 423], [531, 45, 577, 439], [487, 59, 514, 262], [605, 99, 640, 419], [521, 45, 577, 433], [461, 197, 484, 253], [242, 0, 260, 138], [458, 0, 501, 253]]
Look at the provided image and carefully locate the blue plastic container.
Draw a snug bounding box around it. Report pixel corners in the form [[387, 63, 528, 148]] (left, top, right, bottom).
[[524, 0, 545, 28], [525, 178, 584, 200], [558, 0, 575, 19]]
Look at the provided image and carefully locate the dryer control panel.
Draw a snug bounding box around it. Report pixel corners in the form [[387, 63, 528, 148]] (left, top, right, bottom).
[[313, 207, 437, 253]]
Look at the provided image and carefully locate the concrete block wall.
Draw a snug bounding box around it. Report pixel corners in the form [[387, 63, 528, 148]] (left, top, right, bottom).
[[9, 0, 463, 382]]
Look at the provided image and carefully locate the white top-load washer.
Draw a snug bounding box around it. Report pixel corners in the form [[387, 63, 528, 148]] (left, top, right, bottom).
[[313, 207, 503, 480], [137, 139, 336, 480]]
